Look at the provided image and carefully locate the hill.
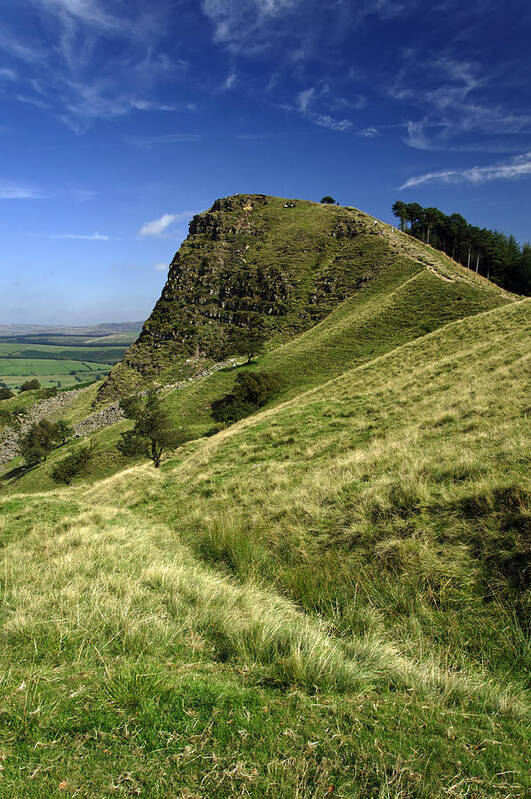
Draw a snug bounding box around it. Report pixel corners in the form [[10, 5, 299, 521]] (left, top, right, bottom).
[[0, 297, 529, 797], [0, 195, 528, 797], [99, 194, 514, 400]]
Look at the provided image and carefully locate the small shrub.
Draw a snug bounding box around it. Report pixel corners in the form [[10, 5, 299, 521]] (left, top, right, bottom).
[[211, 370, 283, 423], [51, 445, 94, 485], [0, 387, 14, 400], [19, 378, 40, 393], [39, 387, 58, 399]]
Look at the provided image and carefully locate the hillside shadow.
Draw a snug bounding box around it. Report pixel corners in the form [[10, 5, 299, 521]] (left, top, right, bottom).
[[1, 463, 36, 483]]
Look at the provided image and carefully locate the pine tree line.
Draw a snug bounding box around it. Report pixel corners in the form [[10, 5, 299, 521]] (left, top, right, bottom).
[[392, 201, 530, 295]]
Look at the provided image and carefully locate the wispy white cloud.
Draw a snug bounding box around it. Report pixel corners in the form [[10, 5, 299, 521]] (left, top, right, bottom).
[[358, 126, 379, 137], [140, 211, 195, 236], [401, 151, 531, 188], [130, 100, 178, 112], [0, 3, 191, 131], [392, 55, 531, 152], [296, 87, 316, 113], [49, 232, 109, 240], [0, 31, 45, 65], [222, 72, 237, 90], [0, 182, 46, 199], [16, 93, 51, 111], [140, 213, 177, 237], [202, 0, 299, 52], [331, 95, 367, 112], [32, 0, 127, 33], [152, 262, 168, 272], [289, 85, 352, 131], [201, 0, 405, 54], [0, 67, 17, 81], [53, 71, 191, 133], [314, 114, 351, 132], [128, 132, 201, 149]]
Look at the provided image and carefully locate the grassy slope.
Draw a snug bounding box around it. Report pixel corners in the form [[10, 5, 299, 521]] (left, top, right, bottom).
[[0, 300, 529, 798]]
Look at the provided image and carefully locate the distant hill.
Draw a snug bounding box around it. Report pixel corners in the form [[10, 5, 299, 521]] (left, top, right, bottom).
[[0, 322, 143, 345], [100, 193, 516, 400], [0, 322, 142, 337]]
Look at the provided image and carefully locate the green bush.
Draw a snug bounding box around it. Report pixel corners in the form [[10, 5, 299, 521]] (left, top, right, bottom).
[[51, 444, 94, 485], [211, 370, 283, 423], [19, 378, 41, 393], [20, 419, 59, 465]]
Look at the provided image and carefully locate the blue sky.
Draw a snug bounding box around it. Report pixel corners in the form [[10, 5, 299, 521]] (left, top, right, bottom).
[[1, 0, 530, 324]]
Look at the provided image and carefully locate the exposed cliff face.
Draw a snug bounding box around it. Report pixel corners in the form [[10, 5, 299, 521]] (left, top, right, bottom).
[[99, 194, 381, 399]]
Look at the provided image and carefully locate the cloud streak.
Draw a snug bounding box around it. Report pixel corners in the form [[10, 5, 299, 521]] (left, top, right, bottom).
[[0, 182, 46, 199], [139, 213, 177, 236], [0, 2, 192, 131], [401, 151, 531, 188], [49, 232, 109, 239], [392, 54, 531, 152]]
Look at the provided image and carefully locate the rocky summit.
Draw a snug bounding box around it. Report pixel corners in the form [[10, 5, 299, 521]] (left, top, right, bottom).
[[99, 194, 513, 400]]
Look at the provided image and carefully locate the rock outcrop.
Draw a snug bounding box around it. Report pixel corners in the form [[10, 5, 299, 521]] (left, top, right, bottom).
[[0, 389, 85, 465], [98, 194, 377, 400]]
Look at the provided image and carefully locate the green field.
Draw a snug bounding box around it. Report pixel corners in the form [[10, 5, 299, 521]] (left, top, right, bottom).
[[0, 342, 129, 360], [0, 338, 133, 389], [0, 358, 111, 375], [0, 358, 111, 389]]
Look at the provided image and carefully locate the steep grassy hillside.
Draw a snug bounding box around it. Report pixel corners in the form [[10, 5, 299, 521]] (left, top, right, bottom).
[[0, 299, 529, 798], [100, 194, 513, 400]]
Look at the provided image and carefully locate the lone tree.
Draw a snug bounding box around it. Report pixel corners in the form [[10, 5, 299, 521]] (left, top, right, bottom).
[[19, 378, 40, 393], [320, 196, 335, 204], [52, 444, 94, 485], [117, 389, 187, 468], [55, 418, 74, 445], [20, 419, 60, 466], [229, 317, 269, 364]]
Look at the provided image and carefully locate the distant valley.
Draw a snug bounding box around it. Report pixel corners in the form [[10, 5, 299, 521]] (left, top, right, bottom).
[[0, 321, 142, 391]]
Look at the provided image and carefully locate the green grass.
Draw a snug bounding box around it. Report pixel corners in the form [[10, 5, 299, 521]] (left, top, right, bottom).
[[0, 358, 109, 376], [0, 360, 111, 389], [0, 298, 529, 797], [0, 342, 127, 361], [0, 338, 129, 390]]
